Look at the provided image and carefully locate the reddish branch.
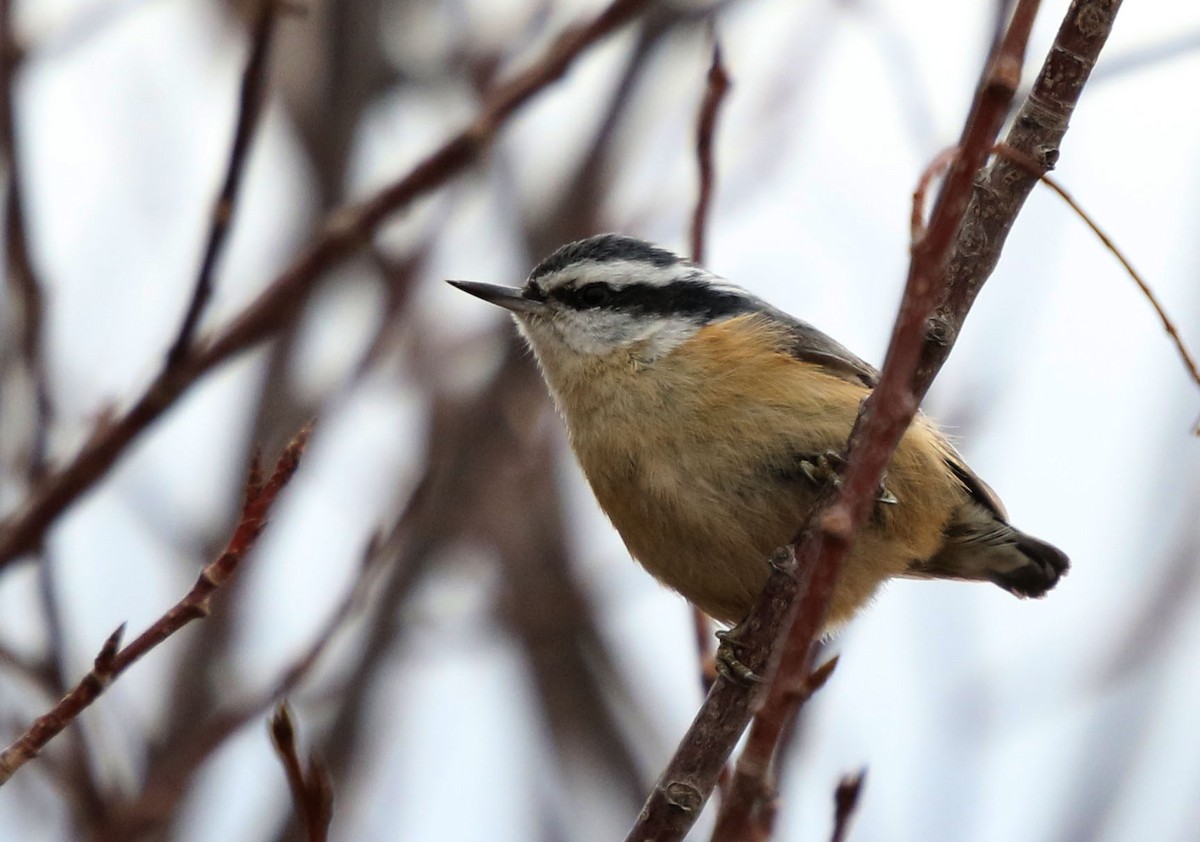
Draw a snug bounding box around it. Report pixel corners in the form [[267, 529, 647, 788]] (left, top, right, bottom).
[[714, 4, 1044, 835], [165, 0, 286, 366], [0, 426, 311, 787], [690, 37, 731, 266], [270, 704, 333, 842], [71, 541, 379, 839], [688, 35, 733, 696], [0, 0, 657, 571], [629, 1, 1127, 839]]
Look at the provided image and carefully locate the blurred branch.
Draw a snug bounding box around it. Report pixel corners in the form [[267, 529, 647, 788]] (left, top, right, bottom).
[[295, 340, 646, 842], [0, 0, 52, 482], [690, 36, 731, 266], [86, 536, 380, 840], [0, 0, 658, 571], [0, 641, 57, 700], [995, 142, 1200, 426], [629, 0, 1131, 837], [270, 704, 333, 842], [1091, 28, 1200, 81], [0, 426, 311, 787], [165, 0, 287, 367], [829, 770, 866, 842]]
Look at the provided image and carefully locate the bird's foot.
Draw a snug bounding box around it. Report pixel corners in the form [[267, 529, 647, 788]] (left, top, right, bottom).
[[714, 627, 765, 686], [801, 450, 898, 506]]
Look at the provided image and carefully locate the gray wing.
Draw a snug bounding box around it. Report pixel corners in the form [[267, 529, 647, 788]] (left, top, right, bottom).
[[765, 305, 1010, 521], [761, 304, 879, 389]]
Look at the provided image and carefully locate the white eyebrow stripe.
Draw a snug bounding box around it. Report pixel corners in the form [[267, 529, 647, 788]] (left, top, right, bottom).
[[541, 259, 754, 300]]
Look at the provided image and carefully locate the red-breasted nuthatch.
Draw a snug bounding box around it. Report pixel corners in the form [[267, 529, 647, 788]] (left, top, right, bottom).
[[450, 234, 1068, 627]]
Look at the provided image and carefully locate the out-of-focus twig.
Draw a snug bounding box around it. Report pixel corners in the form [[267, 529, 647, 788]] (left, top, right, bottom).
[[307, 341, 646, 820], [0, 0, 658, 572], [165, 0, 287, 366], [0, 0, 52, 482], [84, 534, 381, 841], [0, 426, 311, 787], [270, 704, 333, 842], [0, 642, 56, 700], [995, 142, 1200, 426], [690, 36, 731, 266], [630, 0, 1129, 838], [829, 770, 866, 842]]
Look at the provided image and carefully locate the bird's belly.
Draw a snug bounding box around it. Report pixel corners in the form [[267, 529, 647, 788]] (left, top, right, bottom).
[[573, 422, 954, 626], [580, 439, 814, 623]]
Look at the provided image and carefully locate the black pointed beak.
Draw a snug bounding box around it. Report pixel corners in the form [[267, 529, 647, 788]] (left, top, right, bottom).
[[447, 280, 545, 314]]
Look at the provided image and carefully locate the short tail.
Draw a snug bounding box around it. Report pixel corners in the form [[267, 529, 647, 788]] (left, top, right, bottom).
[[908, 504, 1069, 598]]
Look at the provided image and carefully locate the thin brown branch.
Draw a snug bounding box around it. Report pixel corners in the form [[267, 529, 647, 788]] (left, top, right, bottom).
[[995, 142, 1200, 422], [0, 425, 311, 787], [81, 535, 380, 841], [829, 770, 867, 842], [690, 35, 731, 266], [689, 32, 732, 700], [270, 704, 333, 842], [714, 3, 1043, 836], [910, 146, 959, 244], [0, 0, 53, 482], [165, 0, 286, 366], [630, 1, 1132, 838], [0, 0, 657, 572]]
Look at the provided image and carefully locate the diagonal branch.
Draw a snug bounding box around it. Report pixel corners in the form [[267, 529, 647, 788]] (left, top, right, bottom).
[[164, 0, 287, 367], [0, 426, 311, 787], [715, 5, 1045, 835], [0, 0, 657, 572], [994, 142, 1200, 424], [628, 1, 1125, 839]]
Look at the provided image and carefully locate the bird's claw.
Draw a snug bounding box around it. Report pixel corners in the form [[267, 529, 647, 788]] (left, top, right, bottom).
[[802, 450, 899, 506], [714, 628, 765, 686]]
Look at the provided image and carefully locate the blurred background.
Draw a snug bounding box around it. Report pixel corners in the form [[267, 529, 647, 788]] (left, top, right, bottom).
[[1, 0, 1198, 839]]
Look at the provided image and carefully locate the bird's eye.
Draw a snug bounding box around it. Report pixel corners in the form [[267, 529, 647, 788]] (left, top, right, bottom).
[[576, 283, 613, 308]]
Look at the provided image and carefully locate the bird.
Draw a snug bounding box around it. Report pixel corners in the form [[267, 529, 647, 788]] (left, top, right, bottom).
[[449, 234, 1068, 629]]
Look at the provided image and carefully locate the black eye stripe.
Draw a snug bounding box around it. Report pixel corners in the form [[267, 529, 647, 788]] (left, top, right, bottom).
[[553, 280, 753, 321]]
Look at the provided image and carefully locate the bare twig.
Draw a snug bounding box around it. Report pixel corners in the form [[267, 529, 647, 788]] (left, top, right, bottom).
[[829, 770, 866, 842], [994, 142, 1200, 419], [270, 704, 333, 842], [165, 0, 286, 366], [910, 146, 958, 244], [690, 35, 731, 266], [0, 426, 311, 786], [0, 0, 657, 571], [80, 536, 380, 841], [630, 1, 1130, 838], [688, 32, 732, 698]]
